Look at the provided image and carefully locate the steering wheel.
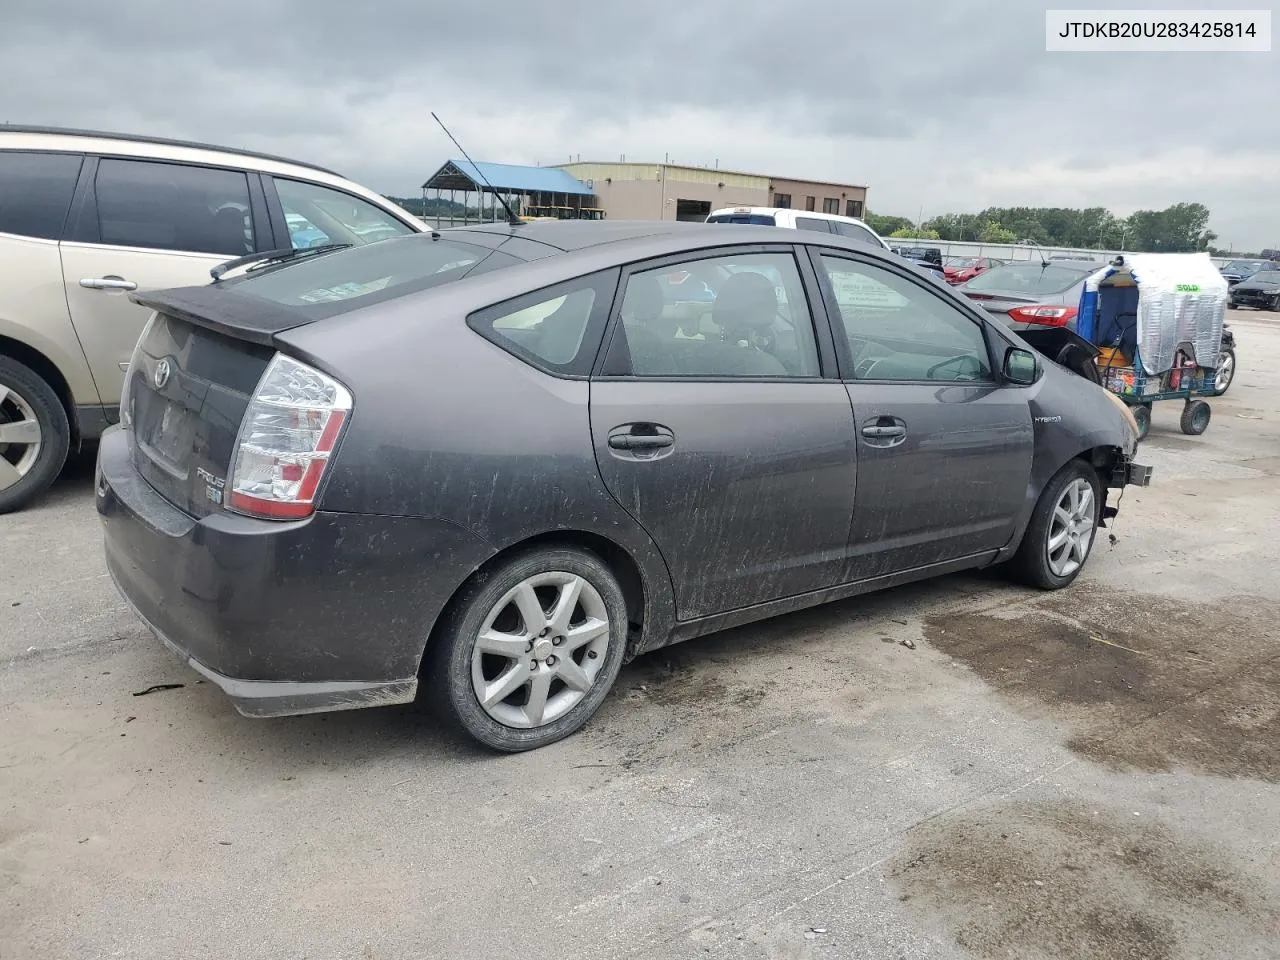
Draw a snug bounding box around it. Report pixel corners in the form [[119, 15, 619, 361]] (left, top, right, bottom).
[[926, 354, 985, 381]]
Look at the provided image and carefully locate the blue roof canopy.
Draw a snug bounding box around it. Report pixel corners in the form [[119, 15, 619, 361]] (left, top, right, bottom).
[[422, 159, 593, 196]]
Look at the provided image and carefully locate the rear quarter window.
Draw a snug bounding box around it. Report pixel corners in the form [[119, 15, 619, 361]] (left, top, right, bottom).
[[468, 269, 619, 377], [0, 150, 84, 240]]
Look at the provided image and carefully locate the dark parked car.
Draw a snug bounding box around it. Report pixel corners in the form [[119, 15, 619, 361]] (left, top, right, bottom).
[[1219, 259, 1277, 287], [1229, 269, 1280, 311], [891, 245, 944, 269], [97, 221, 1149, 752], [958, 259, 1099, 332]]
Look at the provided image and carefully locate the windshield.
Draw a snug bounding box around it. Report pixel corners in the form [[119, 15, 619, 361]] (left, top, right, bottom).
[[1222, 260, 1264, 273], [706, 213, 777, 225], [945, 257, 979, 268], [1249, 270, 1280, 282], [227, 234, 521, 313], [963, 262, 1091, 295]]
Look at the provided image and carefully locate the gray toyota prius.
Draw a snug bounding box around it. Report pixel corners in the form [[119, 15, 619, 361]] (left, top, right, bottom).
[[97, 220, 1150, 752]]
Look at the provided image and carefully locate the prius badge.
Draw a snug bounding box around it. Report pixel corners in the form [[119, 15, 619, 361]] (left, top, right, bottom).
[[153, 358, 171, 389]]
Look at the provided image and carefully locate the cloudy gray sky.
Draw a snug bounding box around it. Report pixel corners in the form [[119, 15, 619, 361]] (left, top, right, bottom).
[[4, 0, 1277, 248]]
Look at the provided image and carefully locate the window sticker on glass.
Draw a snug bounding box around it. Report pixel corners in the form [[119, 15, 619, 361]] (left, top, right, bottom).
[[296, 278, 394, 303], [829, 270, 909, 309]]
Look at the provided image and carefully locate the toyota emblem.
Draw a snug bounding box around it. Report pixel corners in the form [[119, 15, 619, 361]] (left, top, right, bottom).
[[153, 358, 171, 389]]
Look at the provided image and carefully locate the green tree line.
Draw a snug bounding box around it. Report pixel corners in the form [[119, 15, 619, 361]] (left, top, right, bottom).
[[865, 203, 1224, 253]]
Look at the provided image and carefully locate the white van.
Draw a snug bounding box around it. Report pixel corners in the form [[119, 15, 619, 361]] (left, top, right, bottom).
[[706, 206, 891, 251]]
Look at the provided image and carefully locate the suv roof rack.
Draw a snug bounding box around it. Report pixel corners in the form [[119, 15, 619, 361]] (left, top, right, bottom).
[[0, 124, 342, 177]]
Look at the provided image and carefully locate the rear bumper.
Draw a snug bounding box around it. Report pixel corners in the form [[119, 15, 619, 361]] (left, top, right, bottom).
[[95, 426, 494, 717]]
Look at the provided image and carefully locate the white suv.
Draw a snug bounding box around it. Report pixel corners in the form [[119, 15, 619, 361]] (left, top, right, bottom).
[[0, 125, 426, 512], [706, 206, 891, 250]]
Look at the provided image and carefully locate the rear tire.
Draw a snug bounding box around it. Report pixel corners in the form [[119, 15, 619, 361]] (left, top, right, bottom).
[[1180, 399, 1211, 436], [1008, 460, 1102, 591], [0, 357, 70, 514], [426, 547, 629, 752]]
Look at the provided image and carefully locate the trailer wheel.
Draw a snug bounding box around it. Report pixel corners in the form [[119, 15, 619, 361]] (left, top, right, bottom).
[[1132, 403, 1152, 442], [1180, 400, 1211, 436]]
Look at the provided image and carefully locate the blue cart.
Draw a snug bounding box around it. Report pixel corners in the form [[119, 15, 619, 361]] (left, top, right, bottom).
[[1076, 254, 1228, 440]]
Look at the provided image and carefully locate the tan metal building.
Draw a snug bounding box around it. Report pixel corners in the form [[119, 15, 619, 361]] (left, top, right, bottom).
[[554, 161, 868, 223]]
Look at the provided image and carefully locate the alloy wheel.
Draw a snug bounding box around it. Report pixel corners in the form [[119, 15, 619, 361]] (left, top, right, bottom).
[[0, 383, 43, 493], [470, 572, 612, 729], [1046, 477, 1097, 578], [1215, 350, 1235, 392]]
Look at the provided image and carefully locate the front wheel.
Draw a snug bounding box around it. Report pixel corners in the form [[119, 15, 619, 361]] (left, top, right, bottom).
[[427, 547, 629, 752], [1181, 399, 1211, 436], [0, 357, 71, 514], [1008, 461, 1102, 590]]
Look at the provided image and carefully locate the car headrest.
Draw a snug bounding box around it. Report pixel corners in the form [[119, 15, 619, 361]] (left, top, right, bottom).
[[626, 274, 665, 323], [713, 270, 777, 332]]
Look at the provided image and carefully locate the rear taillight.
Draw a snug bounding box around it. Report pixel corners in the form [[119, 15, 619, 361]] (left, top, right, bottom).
[[1008, 305, 1077, 327], [228, 353, 352, 520], [119, 314, 157, 431]]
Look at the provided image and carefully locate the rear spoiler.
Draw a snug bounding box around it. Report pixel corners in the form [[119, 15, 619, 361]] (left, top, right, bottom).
[[130, 287, 310, 347], [1018, 328, 1103, 385]]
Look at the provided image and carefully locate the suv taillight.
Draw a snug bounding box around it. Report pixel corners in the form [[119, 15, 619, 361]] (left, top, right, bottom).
[[228, 353, 352, 520], [1008, 305, 1078, 327]]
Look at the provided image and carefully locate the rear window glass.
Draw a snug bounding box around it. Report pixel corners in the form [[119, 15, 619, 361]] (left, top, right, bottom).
[[707, 214, 776, 225], [964, 262, 1091, 295], [229, 235, 521, 312]]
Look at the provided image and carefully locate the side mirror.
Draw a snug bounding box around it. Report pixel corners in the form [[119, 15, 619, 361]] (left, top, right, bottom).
[[1003, 347, 1039, 385]]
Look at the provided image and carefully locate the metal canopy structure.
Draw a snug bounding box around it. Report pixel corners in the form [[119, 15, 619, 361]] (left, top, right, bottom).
[[420, 159, 602, 226]]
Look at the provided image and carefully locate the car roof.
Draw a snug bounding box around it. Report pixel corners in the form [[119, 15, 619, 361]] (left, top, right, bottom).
[[478, 220, 916, 268], [0, 123, 341, 176]]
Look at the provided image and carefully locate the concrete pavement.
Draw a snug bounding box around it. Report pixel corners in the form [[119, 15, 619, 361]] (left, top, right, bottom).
[[3, 310, 1278, 960]]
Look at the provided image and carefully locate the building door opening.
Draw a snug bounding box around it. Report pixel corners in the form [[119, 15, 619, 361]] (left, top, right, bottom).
[[675, 199, 712, 222]]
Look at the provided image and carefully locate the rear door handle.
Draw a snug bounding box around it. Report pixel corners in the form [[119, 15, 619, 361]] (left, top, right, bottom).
[[80, 277, 138, 291]]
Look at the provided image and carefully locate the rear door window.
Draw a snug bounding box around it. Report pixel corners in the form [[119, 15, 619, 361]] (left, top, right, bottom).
[[0, 151, 84, 240], [272, 178, 415, 249], [94, 159, 255, 256], [605, 251, 821, 379]]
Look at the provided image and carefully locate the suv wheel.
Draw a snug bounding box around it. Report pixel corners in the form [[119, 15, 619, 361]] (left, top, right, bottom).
[[0, 357, 71, 514], [428, 547, 629, 752]]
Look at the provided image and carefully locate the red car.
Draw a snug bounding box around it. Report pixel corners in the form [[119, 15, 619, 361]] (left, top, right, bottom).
[[943, 256, 1003, 285]]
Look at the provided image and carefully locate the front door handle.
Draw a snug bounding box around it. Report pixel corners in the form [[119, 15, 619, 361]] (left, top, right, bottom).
[[861, 424, 906, 439], [607, 423, 675, 455], [80, 277, 138, 291], [608, 433, 674, 451]]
